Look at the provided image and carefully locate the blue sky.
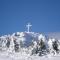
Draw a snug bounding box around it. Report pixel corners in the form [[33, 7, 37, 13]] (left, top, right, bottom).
[[0, 0, 60, 35]]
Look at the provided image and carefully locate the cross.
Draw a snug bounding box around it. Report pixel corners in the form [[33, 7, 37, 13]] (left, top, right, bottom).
[[26, 23, 32, 33]]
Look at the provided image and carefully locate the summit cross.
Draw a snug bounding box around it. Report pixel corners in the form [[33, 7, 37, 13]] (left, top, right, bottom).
[[26, 23, 32, 33]]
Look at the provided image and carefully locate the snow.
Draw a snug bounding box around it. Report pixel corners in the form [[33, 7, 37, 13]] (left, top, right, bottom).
[[38, 34, 46, 42], [0, 51, 60, 60], [0, 32, 60, 60]]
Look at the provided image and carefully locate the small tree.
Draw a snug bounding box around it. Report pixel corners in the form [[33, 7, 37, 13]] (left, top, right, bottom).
[[52, 41, 59, 52], [6, 39, 10, 48], [31, 40, 38, 55], [14, 39, 19, 52], [39, 39, 46, 50], [38, 39, 47, 56]]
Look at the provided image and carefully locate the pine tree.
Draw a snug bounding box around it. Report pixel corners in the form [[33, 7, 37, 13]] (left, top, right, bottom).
[[14, 39, 19, 52], [6, 39, 10, 48], [52, 41, 59, 52], [38, 39, 47, 56]]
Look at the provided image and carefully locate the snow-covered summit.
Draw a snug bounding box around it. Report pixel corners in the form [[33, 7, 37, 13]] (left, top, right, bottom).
[[0, 32, 60, 47], [0, 32, 60, 60], [0, 32, 46, 47], [0, 26, 60, 60]]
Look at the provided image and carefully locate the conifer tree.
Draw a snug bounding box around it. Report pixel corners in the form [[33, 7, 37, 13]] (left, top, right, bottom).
[[52, 40, 59, 52]]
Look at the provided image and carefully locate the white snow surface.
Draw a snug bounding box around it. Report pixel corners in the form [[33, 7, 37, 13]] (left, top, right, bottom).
[[0, 51, 60, 60]]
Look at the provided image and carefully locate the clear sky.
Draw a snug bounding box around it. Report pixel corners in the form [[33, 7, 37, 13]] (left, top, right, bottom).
[[0, 0, 60, 35]]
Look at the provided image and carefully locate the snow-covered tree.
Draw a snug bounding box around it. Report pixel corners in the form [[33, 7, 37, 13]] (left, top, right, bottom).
[[37, 34, 47, 56], [13, 39, 19, 52], [48, 38, 59, 55], [31, 40, 38, 55], [52, 40, 59, 53]]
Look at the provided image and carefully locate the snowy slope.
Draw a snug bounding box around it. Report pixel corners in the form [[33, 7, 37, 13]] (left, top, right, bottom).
[[0, 32, 60, 60], [46, 32, 60, 40], [0, 51, 60, 60]]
